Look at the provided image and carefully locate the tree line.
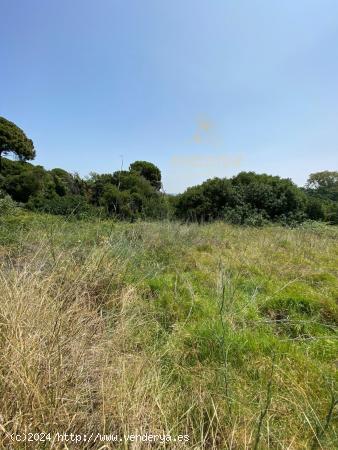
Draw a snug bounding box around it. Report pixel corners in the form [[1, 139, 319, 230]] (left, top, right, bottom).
[[1, 116, 337, 224]]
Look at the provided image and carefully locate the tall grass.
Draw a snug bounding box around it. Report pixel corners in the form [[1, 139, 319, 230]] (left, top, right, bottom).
[[0, 213, 337, 448]]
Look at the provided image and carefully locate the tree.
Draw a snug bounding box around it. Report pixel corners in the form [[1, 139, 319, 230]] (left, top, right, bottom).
[[306, 171, 338, 202], [176, 178, 237, 222], [176, 172, 307, 223], [50, 168, 87, 197], [232, 172, 306, 219], [306, 171, 338, 189], [306, 197, 325, 221], [111, 170, 155, 195], [129, 161, 162, 190], [5, 166, 47, 202], [0, 117, 35, 171]]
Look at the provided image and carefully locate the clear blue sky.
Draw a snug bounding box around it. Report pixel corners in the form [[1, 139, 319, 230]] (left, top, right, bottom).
[[1, 0, 338, 192]]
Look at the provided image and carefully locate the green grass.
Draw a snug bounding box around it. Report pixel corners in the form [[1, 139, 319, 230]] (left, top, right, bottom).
[[0, 212, 337, 449]]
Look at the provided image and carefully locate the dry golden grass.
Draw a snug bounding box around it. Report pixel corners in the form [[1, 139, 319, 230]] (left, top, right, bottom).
[[0, 241, 169, 448]]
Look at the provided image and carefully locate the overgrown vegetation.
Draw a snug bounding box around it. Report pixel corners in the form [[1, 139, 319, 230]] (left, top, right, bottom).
[[0, 213, 337, 449], [1, 115, 338, 224], [1, 155, 337, 225], [0, 116, 337, 448]]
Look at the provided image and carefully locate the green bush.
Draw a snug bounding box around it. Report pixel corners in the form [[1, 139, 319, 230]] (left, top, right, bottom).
[[0, 192, 19, 216], [27, 194, 97, 218], [306, 197, 326, 220], [175, 172, 307, 224]]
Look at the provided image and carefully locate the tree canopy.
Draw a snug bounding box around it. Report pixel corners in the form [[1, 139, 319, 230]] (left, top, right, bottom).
[[129, 160, 162, 190], [306, 171, 338, 202], [176, 173, 307, 224], [305, 171, 338, 223], [0, 117, 35, 170]]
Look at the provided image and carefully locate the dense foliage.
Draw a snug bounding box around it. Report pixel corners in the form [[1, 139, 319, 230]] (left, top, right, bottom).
[[0, 157, 170, 220], [0, 117, 337, 224], [304, 171, 338, 223], [129, 160, 162, 190], [175, 173, 307, 224], [2, 155, 336, 225], [0, 117, 35, 171]]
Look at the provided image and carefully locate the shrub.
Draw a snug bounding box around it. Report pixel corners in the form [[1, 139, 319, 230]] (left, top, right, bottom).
[[306, 197, 326, 220], [27, 194, 96, 218], [222, 205, 269, 226], [0, 192, 19, 216], [175, 172, 307, 224]]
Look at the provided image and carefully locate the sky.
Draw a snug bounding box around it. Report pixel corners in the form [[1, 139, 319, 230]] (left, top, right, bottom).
[[1, 0, 338, 193]]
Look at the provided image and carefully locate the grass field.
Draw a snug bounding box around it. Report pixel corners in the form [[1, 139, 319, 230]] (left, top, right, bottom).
[[0, 212, 337, 449]]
